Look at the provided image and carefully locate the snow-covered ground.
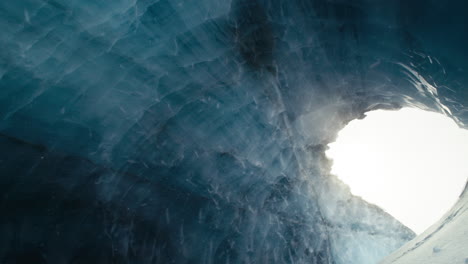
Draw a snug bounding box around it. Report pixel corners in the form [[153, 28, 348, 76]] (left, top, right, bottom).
[[381, 182, 468, 264]]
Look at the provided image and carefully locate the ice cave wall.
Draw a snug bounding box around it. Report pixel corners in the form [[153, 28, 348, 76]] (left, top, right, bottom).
[[0, 0, 467, 263]]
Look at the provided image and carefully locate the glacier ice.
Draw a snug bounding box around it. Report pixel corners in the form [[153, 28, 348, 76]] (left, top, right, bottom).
[[0, 0, 467, 263]]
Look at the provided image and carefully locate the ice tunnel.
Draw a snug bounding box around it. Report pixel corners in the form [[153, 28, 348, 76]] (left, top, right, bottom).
[[0, 0, 467, 263]]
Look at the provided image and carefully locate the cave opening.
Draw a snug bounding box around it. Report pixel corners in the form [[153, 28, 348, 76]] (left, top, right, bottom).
[[326, 107, 468, 234]]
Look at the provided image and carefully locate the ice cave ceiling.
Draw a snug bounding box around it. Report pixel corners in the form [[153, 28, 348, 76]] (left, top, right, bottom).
[[0, 0, 467, 263]]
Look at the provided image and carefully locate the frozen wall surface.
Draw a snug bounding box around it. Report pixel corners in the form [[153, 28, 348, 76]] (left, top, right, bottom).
[[0, 0, 467, 263]]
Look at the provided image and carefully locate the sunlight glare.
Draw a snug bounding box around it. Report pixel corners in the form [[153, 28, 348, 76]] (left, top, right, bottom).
[[326, 108, 468, 234]]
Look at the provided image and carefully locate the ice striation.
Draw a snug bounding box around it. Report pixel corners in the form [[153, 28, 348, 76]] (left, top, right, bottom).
[[0, 0, 467, 263]]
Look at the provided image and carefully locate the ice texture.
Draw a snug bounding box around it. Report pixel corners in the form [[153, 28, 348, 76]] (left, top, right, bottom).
[[0, 0, 467, 263]]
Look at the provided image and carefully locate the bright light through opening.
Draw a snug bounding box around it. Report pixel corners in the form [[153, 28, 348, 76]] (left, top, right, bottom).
[[326, 108, 468, 234]]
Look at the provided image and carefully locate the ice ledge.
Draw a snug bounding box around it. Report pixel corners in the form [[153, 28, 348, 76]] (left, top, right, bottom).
[[380, 181, 468, 264]]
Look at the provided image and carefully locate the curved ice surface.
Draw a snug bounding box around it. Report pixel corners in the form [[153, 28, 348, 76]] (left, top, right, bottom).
[[0, 0, 466, 263]]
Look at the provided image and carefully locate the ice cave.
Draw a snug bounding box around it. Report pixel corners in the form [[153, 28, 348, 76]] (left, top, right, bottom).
[[0, 0, 467, 263]]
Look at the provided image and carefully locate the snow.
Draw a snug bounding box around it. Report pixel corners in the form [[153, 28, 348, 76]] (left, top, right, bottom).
[[381, 182, 468, 264]]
